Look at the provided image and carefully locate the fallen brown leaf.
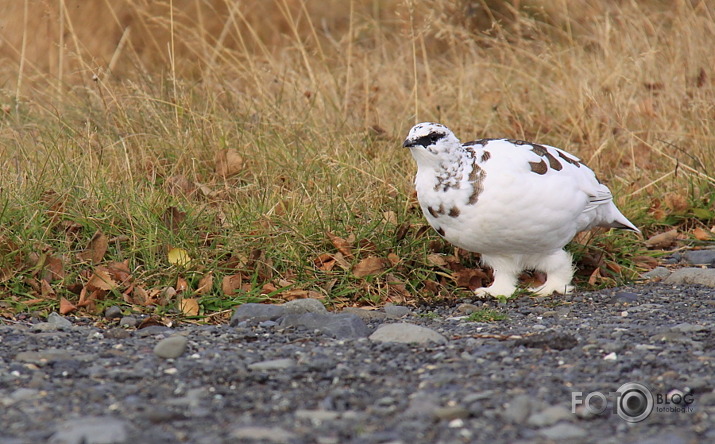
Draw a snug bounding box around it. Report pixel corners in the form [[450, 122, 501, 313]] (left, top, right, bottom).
[[313, 253, 337, 271], [59, 297, 77, 315], [387, 253, 401, 267], [454, 268, 489, 290], [693, 227, 712, 241], [664, 192, 689, 213], [176, 276, 189, 292], [280, 289, 324, 301], [164, 174, 196, 196], [215, 148, 244, 177], [78, 230, 108, 264], [163, 206, 187, 233], [40, 280, 55, 297], [327, 232, 354, 259], [87, 267, 118, 291], [196, 273, 213, 295], [352, 256, 386, 278], [222, 273, 243, 295], [179, 298, 200, 316], [427, 254, 447, 267], [645, 229, 679, 249], [42, 255, 65, 283]]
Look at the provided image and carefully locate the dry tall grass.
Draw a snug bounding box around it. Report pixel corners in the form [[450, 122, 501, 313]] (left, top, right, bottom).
[[0, 0, 713, 313]]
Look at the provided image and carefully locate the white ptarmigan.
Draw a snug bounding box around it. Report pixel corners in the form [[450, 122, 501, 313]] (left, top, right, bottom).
[[403, 122, 639, 298]]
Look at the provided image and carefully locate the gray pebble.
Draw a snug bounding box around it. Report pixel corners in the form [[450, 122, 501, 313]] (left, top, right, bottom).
[[280, 313, 369, 339], [153, 335, 188, 359], [119, 316, 138, 328], [502, 394, 534, 423], [432, 406, 469, 421], [230, 303, 285, 325], [104, 328, 131, 339], [538, 423, 587, 440], [283, 298, 327, 315], [248, 358, 296, 371], [664, 268, 715, 287], [641, 267, 671, 280], [369, 323, 447, 344], [670, 322, 709, 333], [295, 409, 341, 422], [15, 349, 75, 364], [682, 249, 715, 266], [384, 304, 411, 318], [527, 405, 573, 427], [615, 291, 639, 303], [49, 416, 128, 444], [341, 307, 388, 321], [104, 306, 123, 319], [230, 426, 295, 443], [47, 312, 73, 329], [455, 303, 479, 315]]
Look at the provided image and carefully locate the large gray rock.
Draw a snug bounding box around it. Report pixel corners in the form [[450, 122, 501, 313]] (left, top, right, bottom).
[[248, 358, 297, 371], [230, 426, 295, 443], [368, 323, 447, 344], [682, 249, 715, 266], [230, 303, 286, 326], [280, 313, 369, 339], [282, 298, 327, 315], [538, 423, 587, 440], [664, 268, 715, 287], [49, 416, 128, 444]]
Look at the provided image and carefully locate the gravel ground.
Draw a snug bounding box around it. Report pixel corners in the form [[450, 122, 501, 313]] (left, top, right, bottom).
[[1, 281, 714, 444]]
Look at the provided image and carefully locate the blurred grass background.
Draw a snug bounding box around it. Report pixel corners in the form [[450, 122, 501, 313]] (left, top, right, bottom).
[[0, 0, 713, 319]]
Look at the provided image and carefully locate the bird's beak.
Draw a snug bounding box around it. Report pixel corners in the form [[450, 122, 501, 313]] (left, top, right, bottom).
[[403, 139, 414, 148]]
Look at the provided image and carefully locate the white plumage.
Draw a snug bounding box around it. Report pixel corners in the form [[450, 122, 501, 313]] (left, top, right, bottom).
[[403, 122, 639, 298]]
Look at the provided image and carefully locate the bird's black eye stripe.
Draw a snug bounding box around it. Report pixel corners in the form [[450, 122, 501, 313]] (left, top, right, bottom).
[[413, 131, 444, 147]]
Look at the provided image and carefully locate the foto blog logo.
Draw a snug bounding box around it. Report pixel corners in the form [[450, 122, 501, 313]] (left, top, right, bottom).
[[571, 382, 694, 423]]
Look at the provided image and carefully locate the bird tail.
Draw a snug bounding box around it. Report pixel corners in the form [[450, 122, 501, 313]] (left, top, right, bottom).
[[601, 203, 640, 232]]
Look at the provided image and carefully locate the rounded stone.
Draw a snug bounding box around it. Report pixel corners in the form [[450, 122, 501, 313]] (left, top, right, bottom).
[[153, 335, 188, 359], [368, 323, 447, 344]]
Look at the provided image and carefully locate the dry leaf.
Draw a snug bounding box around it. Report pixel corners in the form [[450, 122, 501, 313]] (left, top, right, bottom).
[[126, 286, 149, 305], [387, 253, 401, 266], [164, 174, 196, 196], [42, 255, 65, 283], [168, 247, 191, 266], [280, 289, 324, 301], [59, 297, 77, 315], [176, 276, 189, 292], [179, 298, 200, 316], [106, 261, 132, 286], [327, 232, 354, 259], [427, 254, 447, 267], [215, 148, 244, 177], [693, 227, 712, 241], [382, 211, 398, 224], [588, 267, 602, 286], [645, 229, 679, 249], [664, 193, 689, 213], [222, 273, 243, 295], [454, 268, 489, 290], [87, 267, 118, 291], [313, 253, 337, 271], [352, 256, 386, 278], [196, 273, 213, 295], [633, 255, 659, 269], [163, 206, 187, 233], [40, 279, 55, 297], [78, 230, 108, 264]]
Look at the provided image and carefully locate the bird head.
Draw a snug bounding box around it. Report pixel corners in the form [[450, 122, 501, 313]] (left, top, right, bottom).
[[403, 123, 461, 165]]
